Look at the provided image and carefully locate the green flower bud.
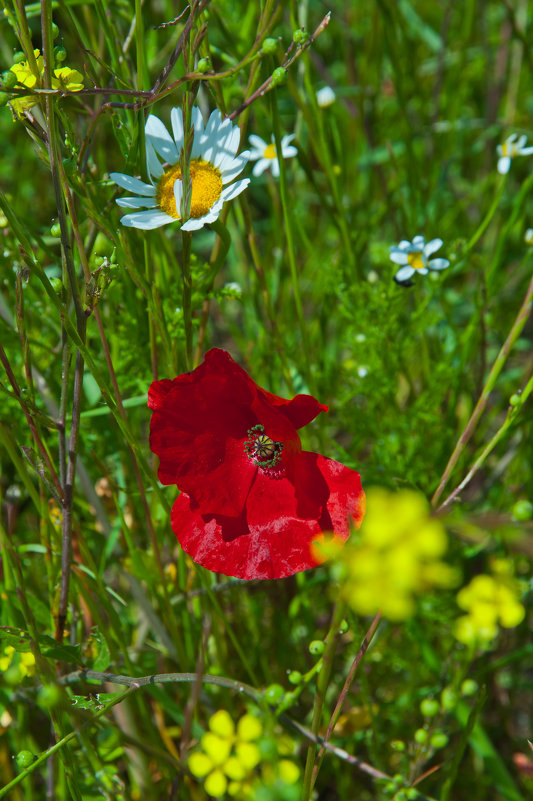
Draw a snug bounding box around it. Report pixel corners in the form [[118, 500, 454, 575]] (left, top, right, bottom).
[[15, 751, 35, 769], [271, 67, 287, 87], [512, 499, 532, 521], [13, 51, 26, 64], [288, 670, 302, 685], [293, 29, 309, 45], [429, 732, 449, 749], [309, 639, 325, 655], [54, 46, 67, 63], [460, 679, 478, 697], [440, 687, 457, 711], [420, 698, 439, 717], [390, 740, 405, 751], [414, 728, 427, 744], [38, 684, 62, 709], [196, 58, 211, 73], [51, 22, 59, 40], [2, 70, 17, 89], [50, 222, 61, 237], [338, 619, 349, 634], [406, 790, 419, 800], [93, 232, 113, 256], [264, 683, 284, 704], [0, 91, 8, 107], [261, 37, 278, 55]]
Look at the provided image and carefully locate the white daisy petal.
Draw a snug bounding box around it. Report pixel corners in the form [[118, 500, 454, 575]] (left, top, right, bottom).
[[248, 134, 267, 153], [181, 217, 208, 231], [424, 238, 443, 257], [110, 172, 155, 196], [170, 107, 184, 149], [516, 134, 527, 149], [412, 235, 425, 248], [282, 145, 298, 158], [520, 146, 533, 155], [120, 210, 176, 230], [116, 196, 158, 209], [145, 115, 178, 163], [497, 156, 511, 174], [173, 179, 183, 217], [281, 133, 296, 147], [252, 159, 270, 176], [398, 240, 412, 250], [418, 267, 429, 275], [271, 158, 280, 178], [219, 152, 249, 182], [219, 178, 250, 204], [146, 140, 164, 181], [428, 258, 450, 271], [395, 265, 415, 282], [389, 249, 409, 265], [190, 108, 206, 157]]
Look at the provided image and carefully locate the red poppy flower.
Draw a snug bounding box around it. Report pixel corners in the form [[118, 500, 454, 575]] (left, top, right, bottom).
[[148, 348, 365, 580]]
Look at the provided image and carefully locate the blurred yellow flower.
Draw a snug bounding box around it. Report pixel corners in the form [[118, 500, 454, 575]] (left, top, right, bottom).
[[0, 645, 36, 676], [454, 559, 525, 646], [8, 49, 83, 118], [319, 488, 459, 621], [188, 710, 262, 798]]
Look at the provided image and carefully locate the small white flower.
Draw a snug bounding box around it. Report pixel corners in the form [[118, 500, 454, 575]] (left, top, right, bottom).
[[248, 134, 297, 177], [389, 235, 450, 284], [110, 108, 250, 231], [496, 134, 533, 175], [525, 228, 533, 245], [316, 86, 336, 108], [357, 366, 368, 378]]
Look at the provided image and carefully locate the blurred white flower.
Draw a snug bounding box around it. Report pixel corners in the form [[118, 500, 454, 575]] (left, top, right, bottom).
[[316, 86, 336, 108], [496, 134, 533, 175], [390, 236, 450, 284], [110, 108, 249, 231], [248, 134, 297, 177], [357, 366, 368, 378], [524, 228, 533, 245]]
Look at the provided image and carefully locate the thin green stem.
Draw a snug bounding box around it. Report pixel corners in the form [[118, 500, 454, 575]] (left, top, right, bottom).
[[270, 86, 315, 392], [431, 263, 533, 507], [302, 600, 346, 800]]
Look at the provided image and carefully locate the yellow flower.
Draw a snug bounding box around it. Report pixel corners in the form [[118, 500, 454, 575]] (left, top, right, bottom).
[[0, 645, 36, 676], [8, 49, 83, 119], [332, 488, 459, 621], [454, 560, 525, 646], [188, 710, 262, 798]]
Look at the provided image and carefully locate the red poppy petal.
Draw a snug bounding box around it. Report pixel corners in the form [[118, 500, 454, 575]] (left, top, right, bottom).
[[259, 389, 328, 429], [171, 492, 323, 580], [148, 349, 300, 516], [314, 453, 365, 540], [170, 454, 364, 580]]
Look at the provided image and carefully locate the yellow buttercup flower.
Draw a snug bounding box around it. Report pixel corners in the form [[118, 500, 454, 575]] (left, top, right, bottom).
[[188, 710, 262, 798], [0, 645, 36, 677], [454, 559, 525, 646], [7, 49, 83, 119], [325, 488, 459, 621]]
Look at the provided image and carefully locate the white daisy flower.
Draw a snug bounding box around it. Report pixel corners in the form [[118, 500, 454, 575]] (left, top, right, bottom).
[[248, 134, 297, 178], [316, 86, 336, 108], [389, 235, 450, 284], [110, 107, 250, 232], [496, 133, 533, 175]]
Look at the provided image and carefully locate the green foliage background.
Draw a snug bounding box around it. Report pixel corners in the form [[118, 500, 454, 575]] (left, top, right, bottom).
[[0, 1, 532, 800]]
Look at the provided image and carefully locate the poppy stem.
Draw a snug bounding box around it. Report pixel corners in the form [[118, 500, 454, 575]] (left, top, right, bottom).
[[301, 599, 347, 800]]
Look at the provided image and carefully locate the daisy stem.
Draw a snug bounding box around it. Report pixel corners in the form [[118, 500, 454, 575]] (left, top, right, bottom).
[[270, 87, 315, 393], [302, 599, 346, 800]]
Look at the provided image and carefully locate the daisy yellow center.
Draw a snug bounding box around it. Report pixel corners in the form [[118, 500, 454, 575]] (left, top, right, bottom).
[[156, 158, 223, 219], [263, 143, 277, 159], [501, 143, 518, 158], [407, 251, 425, 271]]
